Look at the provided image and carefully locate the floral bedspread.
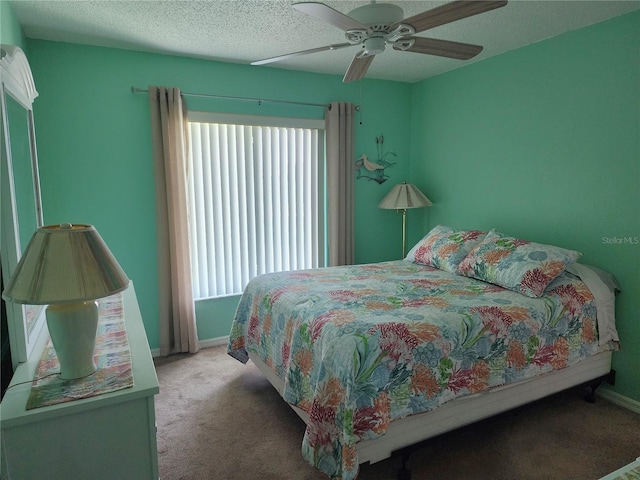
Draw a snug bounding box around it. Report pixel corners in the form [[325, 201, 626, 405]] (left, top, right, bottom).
[[227, 261, 600, 480]]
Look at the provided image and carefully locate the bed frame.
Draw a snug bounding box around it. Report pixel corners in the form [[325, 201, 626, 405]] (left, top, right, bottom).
[[249, 350, 613, 466]]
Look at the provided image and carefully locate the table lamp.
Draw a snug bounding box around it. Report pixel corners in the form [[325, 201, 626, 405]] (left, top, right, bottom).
[[2, 223, 130, 379], [379, 182, 432, 258]]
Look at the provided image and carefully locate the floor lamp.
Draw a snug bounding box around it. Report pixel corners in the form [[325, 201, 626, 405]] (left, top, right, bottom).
[[379, 182, 432, 258]]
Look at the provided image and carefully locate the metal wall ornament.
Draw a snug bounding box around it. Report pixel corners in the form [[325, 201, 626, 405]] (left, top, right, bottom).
[[355, 134, 396, 184]]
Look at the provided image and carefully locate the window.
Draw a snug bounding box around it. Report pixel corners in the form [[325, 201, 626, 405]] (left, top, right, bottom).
[[187, 112, 325, 299]]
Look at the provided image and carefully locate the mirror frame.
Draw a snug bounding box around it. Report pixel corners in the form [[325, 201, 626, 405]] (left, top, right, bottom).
[[0, 44, 45, 366]]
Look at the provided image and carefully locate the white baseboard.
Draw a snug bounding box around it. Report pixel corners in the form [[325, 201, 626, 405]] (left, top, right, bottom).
[[198, 336, 230, 349], [597, 388, 640, 414], [150, 335, 229, 358]]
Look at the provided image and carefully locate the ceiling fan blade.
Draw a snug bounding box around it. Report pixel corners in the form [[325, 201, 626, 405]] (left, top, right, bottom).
[[395, 37, 483, 60], [343, 54, 375, 83], [293, 2, 367, 31], [392, 0, 508, 34], [252, 43, 352, 66]]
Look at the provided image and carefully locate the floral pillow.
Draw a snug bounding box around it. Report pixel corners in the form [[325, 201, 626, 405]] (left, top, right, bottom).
[[406, 225, 487, 273], [456, 229, 582, 298]]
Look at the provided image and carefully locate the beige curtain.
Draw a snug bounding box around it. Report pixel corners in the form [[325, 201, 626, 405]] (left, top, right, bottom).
[[148, 86, 199, 355], [325, 102, 355, 266]]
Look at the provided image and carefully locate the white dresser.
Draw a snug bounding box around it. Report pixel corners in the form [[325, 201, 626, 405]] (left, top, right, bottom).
[[0, 284, 159, 480]]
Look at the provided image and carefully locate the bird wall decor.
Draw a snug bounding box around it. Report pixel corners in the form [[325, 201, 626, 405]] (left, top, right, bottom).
[[355, 135, 396, 184]]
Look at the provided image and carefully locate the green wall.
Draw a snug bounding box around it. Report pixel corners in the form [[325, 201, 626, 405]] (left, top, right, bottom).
[[410, 11, 639, 401], [24, 40, 412, 346], [0, 1, 25, 48]]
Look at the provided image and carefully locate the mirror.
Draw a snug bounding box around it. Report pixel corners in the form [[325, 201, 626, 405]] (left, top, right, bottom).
[[0, 44, 44, 365], [5, 93, 38, 256]]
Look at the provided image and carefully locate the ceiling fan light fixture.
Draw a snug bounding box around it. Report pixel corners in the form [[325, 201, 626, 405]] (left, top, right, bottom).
[[362, 36, 386, 56]]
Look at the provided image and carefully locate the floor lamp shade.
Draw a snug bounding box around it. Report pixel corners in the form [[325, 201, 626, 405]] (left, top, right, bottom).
[[2, 224, 130, 379], [379, 183, 432, 258], [378, 182, 433, 211]]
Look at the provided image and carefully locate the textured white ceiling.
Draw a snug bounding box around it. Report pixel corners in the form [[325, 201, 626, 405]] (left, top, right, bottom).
[[10, 0, 640, 83]]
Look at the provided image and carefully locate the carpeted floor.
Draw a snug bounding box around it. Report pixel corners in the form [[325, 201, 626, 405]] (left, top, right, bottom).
[[153, 345, 640, 480]]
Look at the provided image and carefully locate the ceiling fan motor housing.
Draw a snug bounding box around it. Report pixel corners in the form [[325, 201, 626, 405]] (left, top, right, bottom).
[[348, 3, 404, 30], [347, 3, 406, 55]]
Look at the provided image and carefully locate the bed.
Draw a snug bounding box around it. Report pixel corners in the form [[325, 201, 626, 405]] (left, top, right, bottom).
[[227, 226, 619, 480]]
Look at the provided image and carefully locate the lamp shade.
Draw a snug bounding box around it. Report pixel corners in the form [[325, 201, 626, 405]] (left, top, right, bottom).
[[378, 182, 432, 210], [2, 224, 130, 305]]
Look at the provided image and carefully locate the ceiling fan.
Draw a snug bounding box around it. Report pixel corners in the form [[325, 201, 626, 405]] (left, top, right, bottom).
[[252, 1, 508, 82]]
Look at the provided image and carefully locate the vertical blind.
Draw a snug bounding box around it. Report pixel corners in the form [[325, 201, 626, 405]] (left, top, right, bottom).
[[188, 120, 324, 299]]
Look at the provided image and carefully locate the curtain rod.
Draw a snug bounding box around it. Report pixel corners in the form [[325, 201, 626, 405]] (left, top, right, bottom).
[[131, 86, 339, 110]]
